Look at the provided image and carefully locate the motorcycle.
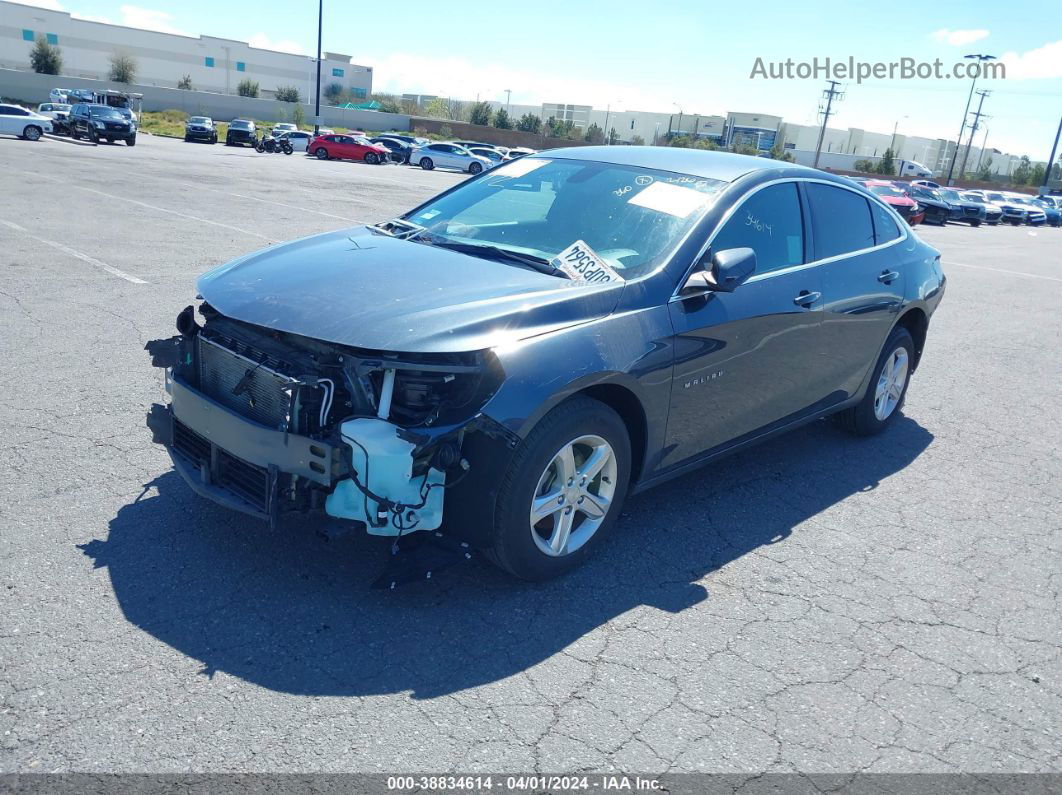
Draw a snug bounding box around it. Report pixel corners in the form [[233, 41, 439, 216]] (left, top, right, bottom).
[[255, 135, 294, 155]]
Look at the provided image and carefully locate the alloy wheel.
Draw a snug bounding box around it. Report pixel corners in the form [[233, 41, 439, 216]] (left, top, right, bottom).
[[529, 435, 617, 557], [874, 347, 909, 421]]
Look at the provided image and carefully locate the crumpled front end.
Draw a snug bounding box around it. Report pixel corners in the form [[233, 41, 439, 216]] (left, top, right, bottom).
[[145, 303, 510, 535]]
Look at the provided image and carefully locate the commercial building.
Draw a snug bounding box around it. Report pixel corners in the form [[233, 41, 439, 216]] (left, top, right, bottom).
[[0, 0, 372, 100]]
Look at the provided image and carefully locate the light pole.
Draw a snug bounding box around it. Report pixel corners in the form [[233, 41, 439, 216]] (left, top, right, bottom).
[[890, 115, 908, 155], [653, 122, 660, 146], [504, 89, 511, 115], [673, 102, 684, 136], [1043, 115, 1062, 193], [313, 0, 323, 135], [946, 53, 995, 185]]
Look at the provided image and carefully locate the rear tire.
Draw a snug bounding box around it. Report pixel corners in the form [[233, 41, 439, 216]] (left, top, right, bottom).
[[486, 397, 631, 580], [836, 326, 915, 437], [420, 157, 434, 170], [314, 147, 328, 160], [970, 219, 981, 227]]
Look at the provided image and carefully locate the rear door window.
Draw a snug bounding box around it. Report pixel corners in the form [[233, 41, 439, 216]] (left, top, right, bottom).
[[805, 183, 876, 259], [709, 182, 805, 275]]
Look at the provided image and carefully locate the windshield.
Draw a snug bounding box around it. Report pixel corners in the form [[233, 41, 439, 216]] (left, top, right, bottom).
[[189, 116, 210, 124], [89, 107, 122, 119], [230, 120, 252, 129], [870, 185, 906, 199], [914, 187, 942, 201], [939, 189, 962, 202], [961, 194, 984, 204], [401, 158, 727, 279]]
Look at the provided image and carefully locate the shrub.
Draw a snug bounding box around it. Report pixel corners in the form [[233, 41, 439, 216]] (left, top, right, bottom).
[[493, 108, 513, 129], [854, 158, 877, 173], [177, 74, 192, 90], [275, 85, 300, 103], [108, 53, 137, 83], [468, 101, 492, 126], [29, 36, 62, 75], [237, 79, 259, 98], [516, 113, 541, 134], [323, 82, 344, 105]]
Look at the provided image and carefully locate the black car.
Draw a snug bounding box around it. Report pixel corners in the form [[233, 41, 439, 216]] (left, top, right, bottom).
[[938, 188, 987, 226], [369, 136, 412, 163], [374, 133, 428, 148], [225, 119, 257, 147], [146, 148, 945, 580], [906, 185, 954, 225], [68, 103, 136, 145], [184, 116, 217, 144]]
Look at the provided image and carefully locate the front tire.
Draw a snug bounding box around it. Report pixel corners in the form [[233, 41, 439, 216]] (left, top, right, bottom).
[[314, 147, 328, 160], [836, 326, 914, 437], [23, 125, 42, 141], [468, 161, 483, 174], [364, 152, 379, 164], [126, 135, 136, 147], [970, 219, 981, 227], [420, 157, 434, 170], [486, 397, 631, 580]]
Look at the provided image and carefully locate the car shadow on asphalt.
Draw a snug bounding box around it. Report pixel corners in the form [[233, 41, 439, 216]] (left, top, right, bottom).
[[82, 415, 933, 699]]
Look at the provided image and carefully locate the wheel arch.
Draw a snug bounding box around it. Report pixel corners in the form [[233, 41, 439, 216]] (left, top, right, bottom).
[[894, 306, 929, 370]]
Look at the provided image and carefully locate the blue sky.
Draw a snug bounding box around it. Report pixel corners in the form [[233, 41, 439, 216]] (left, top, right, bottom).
[[33, 0, 1062, 158]]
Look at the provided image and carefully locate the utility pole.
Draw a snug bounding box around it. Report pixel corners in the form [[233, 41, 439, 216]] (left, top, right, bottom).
[[958, 90, 990, 181], [1042, 115, 1062, 193], [946, 53, 996, 186], [313, 0, 323, 135], [812, 80, 844, 169], [603, 103, 611, 145], [504, 89, 511, 115], [974, 124, 990, 174]]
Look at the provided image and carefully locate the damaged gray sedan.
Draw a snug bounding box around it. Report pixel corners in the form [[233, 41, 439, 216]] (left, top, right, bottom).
[[147, 147, 944, 579]]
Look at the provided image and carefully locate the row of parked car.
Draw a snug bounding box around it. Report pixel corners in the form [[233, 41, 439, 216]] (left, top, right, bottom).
[[843, 175, 1062, 228], [183, 115, 536, 173]]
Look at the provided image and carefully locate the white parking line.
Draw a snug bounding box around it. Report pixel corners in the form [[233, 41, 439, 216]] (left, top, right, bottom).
[[18, 170, 280, 243], [1, 220, 147, 284], [947, 261, 1062, 284]]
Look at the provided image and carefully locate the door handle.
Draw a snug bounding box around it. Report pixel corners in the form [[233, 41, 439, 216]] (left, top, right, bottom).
[[878, 270, 900, 284], [793, 290, 821, 307]]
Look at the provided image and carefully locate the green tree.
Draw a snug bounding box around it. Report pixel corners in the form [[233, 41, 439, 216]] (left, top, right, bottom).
[[877, 148, 896, 175], [1012, 155, 1032, 185], [607, 127, 619, 144], [630, 134, 646, 146], [853, 158, 877, 173], [729, 142, 760, 156], [108, 52, 137, 83], [769, 142, 794, 162], [323, 82, 344, 105], [516, 113, 541, 133], [584, 122, 604, 144], [275, 85, 300, 103], [1030, 163, 1046, 186], [237, 78, 260, 98], [370, 93, 401, 114], [29, 35, 62, 75], [423, 97, 450, 118], [493, 108, 513, 129], [468, 101, 492, 126], [177, 74, 193, 90], [976, 156, 994, 182]]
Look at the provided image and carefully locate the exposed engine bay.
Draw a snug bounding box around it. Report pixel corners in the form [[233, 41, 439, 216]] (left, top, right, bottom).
[[145, 302, 510, 535]]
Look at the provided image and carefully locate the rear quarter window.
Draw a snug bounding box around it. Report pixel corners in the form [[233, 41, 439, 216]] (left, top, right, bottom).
[[869, 200, 902, 244]]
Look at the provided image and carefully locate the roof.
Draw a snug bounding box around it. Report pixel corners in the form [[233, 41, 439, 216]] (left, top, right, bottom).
[[536, 145, 822, 182]]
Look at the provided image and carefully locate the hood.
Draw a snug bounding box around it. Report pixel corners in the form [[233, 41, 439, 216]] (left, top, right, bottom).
[[197, 227, 624, 353]]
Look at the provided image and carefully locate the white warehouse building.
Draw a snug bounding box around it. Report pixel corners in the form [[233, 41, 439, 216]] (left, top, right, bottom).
[[0, 0, 372, 100]]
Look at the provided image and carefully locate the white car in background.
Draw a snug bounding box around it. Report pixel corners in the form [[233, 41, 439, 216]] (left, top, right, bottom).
[[49, 88, 71, 104], [37, 102, 72, 132], [271, 122, 298, 136], [0, 103, 53, 140], [409, 142, 493, 173], [277, 130, 315, 152]]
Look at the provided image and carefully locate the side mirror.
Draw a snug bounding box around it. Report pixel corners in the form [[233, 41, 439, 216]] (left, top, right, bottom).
[[681, 247, 757, 295]]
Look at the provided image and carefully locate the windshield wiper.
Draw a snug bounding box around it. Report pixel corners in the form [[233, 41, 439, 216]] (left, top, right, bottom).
[[417, 239, 563, 277]]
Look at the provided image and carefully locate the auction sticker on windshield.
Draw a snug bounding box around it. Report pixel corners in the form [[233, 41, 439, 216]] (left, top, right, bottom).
[[551, 241, 624, 284], [629, 180, 713, 218], [489, 158, 551, 178]]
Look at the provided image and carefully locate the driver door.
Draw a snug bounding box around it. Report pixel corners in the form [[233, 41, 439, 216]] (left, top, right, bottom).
[[663, 181, 830, 468]]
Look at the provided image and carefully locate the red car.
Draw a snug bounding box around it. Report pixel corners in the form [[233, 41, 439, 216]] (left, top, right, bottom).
[[309, 133, 389, 164], [863, 179, 924, 226]]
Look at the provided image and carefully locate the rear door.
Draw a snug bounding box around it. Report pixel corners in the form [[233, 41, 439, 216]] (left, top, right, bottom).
[[663, 180, 828, 466], [808, 182, 907, 400]]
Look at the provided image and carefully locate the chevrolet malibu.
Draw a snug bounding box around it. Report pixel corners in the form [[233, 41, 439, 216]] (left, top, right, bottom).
[[146, 148, 945, 580]]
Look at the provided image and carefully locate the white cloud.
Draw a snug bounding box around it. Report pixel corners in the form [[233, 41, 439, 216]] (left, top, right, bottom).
[[370, 51, 658, 111], [116, 5, 190, 36], [248, 33, 307, 55], [931, 28, 989, 46], [999, 40, 1062, 80]]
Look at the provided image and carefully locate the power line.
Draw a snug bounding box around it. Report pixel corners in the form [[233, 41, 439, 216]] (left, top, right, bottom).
[[812, 80, 844, 169], [958, 90, 990, 179], [946, 53, 996, 186]]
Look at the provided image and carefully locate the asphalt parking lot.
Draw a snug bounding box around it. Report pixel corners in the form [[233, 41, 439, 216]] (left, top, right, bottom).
[[1, 133, 1060, 775]]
